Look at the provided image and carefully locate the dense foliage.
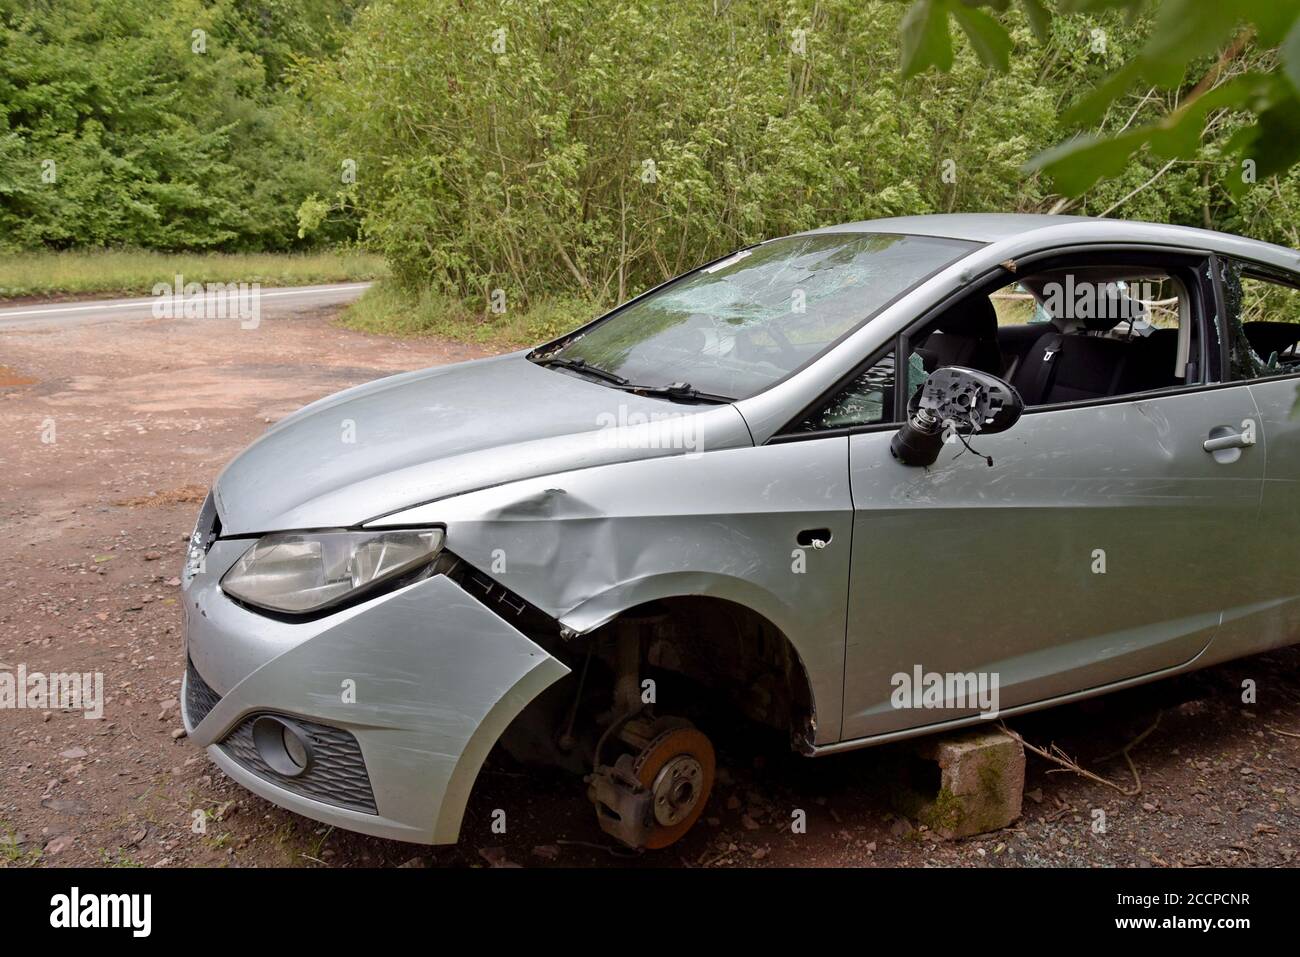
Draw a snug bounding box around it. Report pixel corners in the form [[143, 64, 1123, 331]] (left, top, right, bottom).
[[303, 0, 1300, 309], [0, 0, 360, 251], [5, 0, 1299, 310], [899, 1, 1300, 200]]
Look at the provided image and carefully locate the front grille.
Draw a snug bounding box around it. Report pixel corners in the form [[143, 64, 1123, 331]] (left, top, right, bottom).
[[219, 716, 378, 814], [185, 657, 221, 727]]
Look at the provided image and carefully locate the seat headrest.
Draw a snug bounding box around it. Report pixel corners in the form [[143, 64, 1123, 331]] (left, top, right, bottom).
[[933, 294, 997, 338], [1059, 284, 1147, 332]]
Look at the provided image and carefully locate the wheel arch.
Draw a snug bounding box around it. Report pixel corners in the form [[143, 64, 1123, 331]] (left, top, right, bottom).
[[559, 574, 825, 750]]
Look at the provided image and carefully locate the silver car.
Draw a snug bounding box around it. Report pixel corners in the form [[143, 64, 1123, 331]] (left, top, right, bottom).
[[181, 213, 1300, 850]]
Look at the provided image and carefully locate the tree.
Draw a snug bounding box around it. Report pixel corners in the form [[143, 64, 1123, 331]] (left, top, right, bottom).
[[897, 0, 1300, 198], [0, 0, 362, 251]]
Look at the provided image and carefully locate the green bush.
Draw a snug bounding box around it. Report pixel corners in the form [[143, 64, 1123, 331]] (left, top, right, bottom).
[[0, 0, 361, 252], [341, 279, 601, 347], [304, 0, 1162, 306], [307, 0, 1300, 315]]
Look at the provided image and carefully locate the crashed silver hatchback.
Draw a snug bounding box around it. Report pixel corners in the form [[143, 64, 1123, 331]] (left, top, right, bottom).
[[182, 213, 1300, 849]]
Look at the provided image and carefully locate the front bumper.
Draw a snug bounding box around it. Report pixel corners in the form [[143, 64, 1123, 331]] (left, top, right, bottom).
[[181, 537, 569, 844]]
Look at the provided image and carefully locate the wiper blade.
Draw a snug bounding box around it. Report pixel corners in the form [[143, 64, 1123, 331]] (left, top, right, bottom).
[[531, 355, 629, 386], [532, 357, 731, 403], [615, 381, 733, 404]]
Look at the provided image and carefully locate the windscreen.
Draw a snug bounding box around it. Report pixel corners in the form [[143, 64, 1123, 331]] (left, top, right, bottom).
[[541, 232, 976, 399]]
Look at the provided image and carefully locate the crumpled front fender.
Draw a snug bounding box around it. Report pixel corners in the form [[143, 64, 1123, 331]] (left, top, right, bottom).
[[373, 440, 854, 744], [184, 571, 569, 844]]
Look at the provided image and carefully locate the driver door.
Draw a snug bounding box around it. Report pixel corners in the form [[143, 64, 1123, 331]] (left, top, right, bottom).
[[834, 255, 1264, 740]]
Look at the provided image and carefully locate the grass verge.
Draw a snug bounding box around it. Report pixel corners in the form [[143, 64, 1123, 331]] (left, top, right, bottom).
[[339, 279, 604, 348], [0, 248, 387, 300]]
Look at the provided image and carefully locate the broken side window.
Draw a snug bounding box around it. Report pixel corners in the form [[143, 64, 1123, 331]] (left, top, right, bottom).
[[799, 352, 903, 431], [1223, 260, 1300, 380]]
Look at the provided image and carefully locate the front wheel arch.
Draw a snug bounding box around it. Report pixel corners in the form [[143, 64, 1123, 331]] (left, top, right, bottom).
[[567, 589, 820, 753]]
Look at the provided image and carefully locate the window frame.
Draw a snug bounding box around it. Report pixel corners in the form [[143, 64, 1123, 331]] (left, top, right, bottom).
[[772, 243, 1232, 444], [779, 341, 901, 438], [1218, 256, 1300, 385]]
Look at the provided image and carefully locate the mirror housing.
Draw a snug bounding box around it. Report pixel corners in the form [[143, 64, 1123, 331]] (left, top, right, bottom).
[[890, 366, 1024, 467]]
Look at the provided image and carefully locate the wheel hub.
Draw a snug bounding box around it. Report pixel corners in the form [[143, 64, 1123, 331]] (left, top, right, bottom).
[[588, 719, 716, 850], [651, 754, 704, 826]]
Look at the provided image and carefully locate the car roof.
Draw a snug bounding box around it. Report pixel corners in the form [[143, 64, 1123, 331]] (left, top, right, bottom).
[[794, 213, 1300, 273], [796, 212, 1098, 242]]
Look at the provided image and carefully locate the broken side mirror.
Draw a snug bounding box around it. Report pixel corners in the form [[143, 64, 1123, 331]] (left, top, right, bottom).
[[890, 366, 1024, 467]]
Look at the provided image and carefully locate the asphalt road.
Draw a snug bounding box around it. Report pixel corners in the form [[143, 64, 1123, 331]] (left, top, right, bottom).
[[0, 281, 373, 330]]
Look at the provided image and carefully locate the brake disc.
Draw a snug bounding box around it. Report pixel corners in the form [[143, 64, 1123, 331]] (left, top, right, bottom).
[[630, 725, 716, 849]]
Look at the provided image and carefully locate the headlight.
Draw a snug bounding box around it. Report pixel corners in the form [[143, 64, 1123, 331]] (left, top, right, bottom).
[[221, 528, 444, 614]]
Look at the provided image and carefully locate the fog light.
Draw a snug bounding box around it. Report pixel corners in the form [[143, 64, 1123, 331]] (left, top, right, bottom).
[[282, 725, 308, 769], [251, 716, 314, 778]]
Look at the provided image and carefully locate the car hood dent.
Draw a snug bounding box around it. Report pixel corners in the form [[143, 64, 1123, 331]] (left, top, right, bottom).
[[213, 352, 753, 535]]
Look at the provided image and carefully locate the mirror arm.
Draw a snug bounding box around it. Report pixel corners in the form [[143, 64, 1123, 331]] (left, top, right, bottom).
[[890, 408, 945, 467]]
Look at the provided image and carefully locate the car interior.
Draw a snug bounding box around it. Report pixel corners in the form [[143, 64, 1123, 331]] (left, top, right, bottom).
[[1237, 270, 1300, 372], [1241, 320, 1300, 371], [911, 265, 1197, 407], [797, 259, 1300, 434]]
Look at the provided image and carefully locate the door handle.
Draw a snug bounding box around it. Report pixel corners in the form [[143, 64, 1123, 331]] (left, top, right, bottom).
[[1203, 429, 1255, 453], [797, 528, 832, 549]]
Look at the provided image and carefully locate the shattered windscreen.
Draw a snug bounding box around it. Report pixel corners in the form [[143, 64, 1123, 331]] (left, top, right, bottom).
[[540, 232, 977, 399]]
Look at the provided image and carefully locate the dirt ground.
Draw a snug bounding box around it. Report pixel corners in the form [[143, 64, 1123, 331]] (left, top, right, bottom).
[[1, 302, 1298, 869]]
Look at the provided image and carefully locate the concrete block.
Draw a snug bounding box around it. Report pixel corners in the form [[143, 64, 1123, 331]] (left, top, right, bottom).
[[891, 727, 1025, 839]]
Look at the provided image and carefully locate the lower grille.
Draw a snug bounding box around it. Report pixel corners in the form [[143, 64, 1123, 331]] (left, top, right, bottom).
[[184, 657, 221, 727], [219, 716, 378, 814]]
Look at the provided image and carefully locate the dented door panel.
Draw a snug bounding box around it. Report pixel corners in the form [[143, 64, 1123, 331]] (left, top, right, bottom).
[[375, 438, 856, 745]]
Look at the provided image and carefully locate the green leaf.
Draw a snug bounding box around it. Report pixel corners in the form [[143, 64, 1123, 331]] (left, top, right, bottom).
[[1019, 0, 1052, 42], [1246, 98, 1300, 180], [1024, 127, 1155, 196], [1282, 16, 1300, 97], [1222, 122, 1262, 197], [951, 4, 1013, 72], [1148, 74, 1260, 158], [1146, 110, 1208, 159], [1244, 0, 1300, 47], [1141, 0, 1243, 88], [901, 0, 954, 77], [1060, 61, 1144, 127]]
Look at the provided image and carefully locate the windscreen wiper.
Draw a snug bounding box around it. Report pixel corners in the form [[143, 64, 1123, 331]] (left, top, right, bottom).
[[614, 381, 734, 404], [533, 357, 731, 403], [531, 355, 629, 386]]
